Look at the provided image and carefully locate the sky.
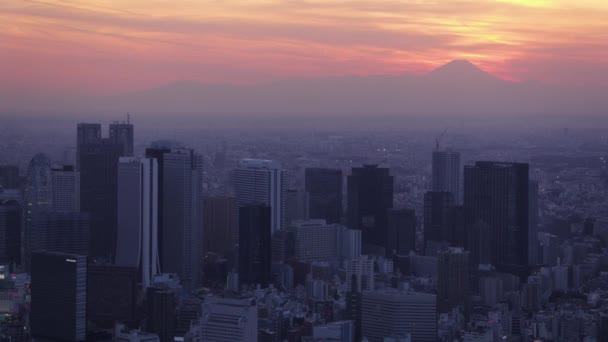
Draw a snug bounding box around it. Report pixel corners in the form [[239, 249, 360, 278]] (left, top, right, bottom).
[[2, 0, 608, 95]]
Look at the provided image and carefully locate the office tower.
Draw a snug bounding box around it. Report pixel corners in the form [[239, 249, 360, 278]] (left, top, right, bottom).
[[51, 165, 80, 212], [423, 191, 455, 252], [347, 165, 393, 252], [528, 180, 539, 266], [31, 211, 90, 256], [234, 158, 285, 234], [76, 123, 101, 170], [0, 166, 19, 189], [305, 168, 343, 224], [291, 220, 337, 262], [203, 196, 237, 254], [285, 189, 308, 225], [345, 255, 374, 292], [337, 226, 362, 261], [464, 161, 529, 278], [387, 209, 417, 256], [116, 157, 160, 288], [146, 287, 176, 342], [87, 265, 138, 328], [0, 200, 21, 268], [437, 247, 470, 314], [24, 153, 53, 269], [238, 205, 272, 288], [110, 121, 135, 157], [30, 251, 87, 342], [432, 149, 460, 202], [80, 138, 124, 260], [161, 148, 204, 289], [191, 297, 257, 342], [362, 290, 437, 342], [346, 274, 362, 342]]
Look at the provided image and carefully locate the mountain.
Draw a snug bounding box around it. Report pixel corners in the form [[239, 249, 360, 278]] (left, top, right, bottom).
[[3, 60, 606, 116]]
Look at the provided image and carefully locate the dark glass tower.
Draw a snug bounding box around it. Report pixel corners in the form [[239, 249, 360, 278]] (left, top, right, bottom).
[[79, 138, 124, 260], [423, 191, 455, 250], [0, 200, 21, 268], [31, 211, 90, 256], [464, 161, 529, 278], [386, 208, 417, 256], [347, 165, 393, 252], [437, 247, 470, 314], [109, 122, 134, 157], [0, 166, 19, 189], [305, 168, 343, 224], [76, 123, 101, 171], [238, 204, 272, 288], [30, 251, 87, 341], [146, 287, 176, 342]]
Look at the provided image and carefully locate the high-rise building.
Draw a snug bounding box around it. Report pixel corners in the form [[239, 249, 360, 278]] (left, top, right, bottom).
[[76, 123, 101, 170], [116, 157, 160, 288], [345, 255, 374, 292], [51, 165, 80, 212], [234, 159, 285, 234], [361, 290, 437, 342], [423, 191, 455, 251], [285, 189, 308, 225], [31, 211, 90, 256], [336, 226, 362, 261], [161, 148, 204, 289], [87, 265, 138, 328], [203, 196, 237, 254], [305, 168, 343, 224], [437, 247, 470, 314], [347, 165, 393, 252], [109, 121, 134, 157], [387, 209, 417, 256], [239, 205, 272, 288], [190, 297, 258, 342], [291, 220, 337, 262], [0, 166, 19, 189], [0, 200, 21, 268], [79, 138, 124, 260], [146, 288, 176, 342], [30, 251, 87, 342], [464, 161, 529, 278], [24, 153, 54, 269], [432, 149, 460, 203], [528, 180, 539, 266]]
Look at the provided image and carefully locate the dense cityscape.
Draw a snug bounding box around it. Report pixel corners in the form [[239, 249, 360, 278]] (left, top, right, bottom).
[[0, 118, 607, 342]]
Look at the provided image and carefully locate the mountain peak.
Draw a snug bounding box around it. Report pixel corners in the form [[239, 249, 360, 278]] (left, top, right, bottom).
[[427, 60, 500, 82]]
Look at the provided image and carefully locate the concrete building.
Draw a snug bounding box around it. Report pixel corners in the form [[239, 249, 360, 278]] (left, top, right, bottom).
[[189, 297, 258, 342]]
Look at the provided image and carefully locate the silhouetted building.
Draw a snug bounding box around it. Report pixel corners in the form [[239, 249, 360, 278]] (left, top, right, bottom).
[[291, 220, 337, 262], [305, 168, 342, 224], [51, 165, 80, 212], [24, 153, 53, 269], [109, 121, 134, 157], [464, 161, 529, 278], [87, 264, 138, 328], [432, 149, 460, 203], [0, 166, 19, 189], [116, 157, 160, 288], [528, 180, 539, 266], [76, 123, 101, 170], [423, 191, 455, 252], [239, 205, 272, 288], [146, 288, 176, 342], [346, 274, 362, 342], [234, 159, 285, 235], [285, 189, 308, 225], [31, 211, 90, 256], [79, 138, 124, 260], [437, 247, 470, 314], [161, 148, 204, 289], [347, 165, 393, 253], [30, 251, 87, 341], [0, 200, 21, 268], [387, 208, 417, 256], [203, 196, 237, 254]]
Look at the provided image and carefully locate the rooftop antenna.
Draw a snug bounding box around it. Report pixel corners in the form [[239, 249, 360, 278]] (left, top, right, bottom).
[[435, 128, 448, 151], [126, 113, 131, 124]]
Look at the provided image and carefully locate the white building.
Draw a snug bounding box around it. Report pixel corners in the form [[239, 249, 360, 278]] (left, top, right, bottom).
[[345, 255, 374, 292], [187, 297, 258, 342], [234, 159, 285, 234], [337, 226, 362, 261], [115, 323, 160, 342], [116, 157, 160, 288]]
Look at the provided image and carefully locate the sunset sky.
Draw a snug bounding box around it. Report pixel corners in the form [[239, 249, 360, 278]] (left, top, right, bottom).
[[2, 0, 607, 95]]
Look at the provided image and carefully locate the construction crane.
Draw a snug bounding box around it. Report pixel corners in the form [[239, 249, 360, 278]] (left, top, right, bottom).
[[435, 128, 449, 151]]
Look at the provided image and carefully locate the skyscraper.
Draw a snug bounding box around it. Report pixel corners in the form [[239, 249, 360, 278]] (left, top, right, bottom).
[[345, 255, 374, 292], [87, 264, 138, 328], [76, 123, 101, 171], [437, 247, 470, 314], [291, 220, 337, 262], [423, 191, 455, 252], [30, 251, 87, 342], [203, 196, 237, 254], [79, 138, 124, 260], [305, 168, 343, 224], [361, 290, 437, 342], [116, 157, 160, 288], [464, 161, 529, 278], [238, 205, 272, 288], [234, 158, 285, 234], [146, 287, 176, 342], [24, 153, 53, 269], [109, 121, 135, 157], [0, 166, 19, 189], [0, 200, 21, 268], [31, 211, 90, 256], [347, 165, 393, 252], [51, 165, 80, 212], [386, 208, 417, 256], [161, 148, 204, 289], [528, 180, 539, 266], [431, 149, 460, 202]]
